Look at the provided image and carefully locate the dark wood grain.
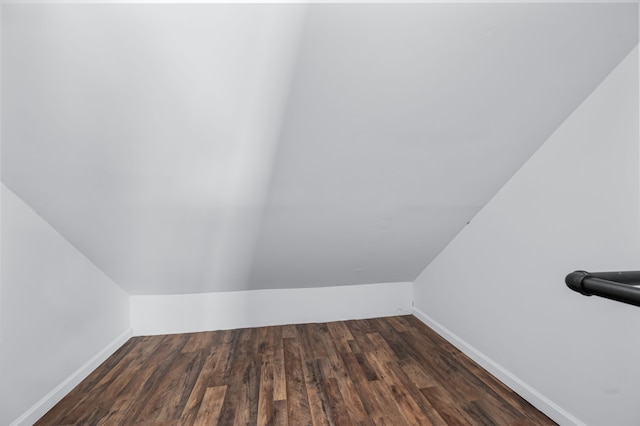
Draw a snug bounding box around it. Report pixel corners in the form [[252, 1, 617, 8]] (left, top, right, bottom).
[[35, 316, 557, 425], [283, 337, 313, 425]]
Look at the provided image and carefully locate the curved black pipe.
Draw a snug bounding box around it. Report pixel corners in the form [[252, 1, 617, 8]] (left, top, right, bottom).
[[565, 270, 591, 295], [566, 270, 640, 307]]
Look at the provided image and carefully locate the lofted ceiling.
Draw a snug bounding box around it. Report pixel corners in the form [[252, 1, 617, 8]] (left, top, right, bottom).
[[2, 3, 638, 295]]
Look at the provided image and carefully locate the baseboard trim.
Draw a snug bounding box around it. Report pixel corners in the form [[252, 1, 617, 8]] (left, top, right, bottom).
[[10, 328, 133, 426], [131, 282, 413, 336], [411, 307, 585, 426]]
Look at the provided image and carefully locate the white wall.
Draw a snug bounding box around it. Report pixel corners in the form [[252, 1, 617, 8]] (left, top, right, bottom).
[[3, 4, 637, 296], [246, 3, 638, 292], [413, 47, 640, 426], [131, 282, 412, 336], [0, 185, 131, 426], [2, 4, 307, 296]]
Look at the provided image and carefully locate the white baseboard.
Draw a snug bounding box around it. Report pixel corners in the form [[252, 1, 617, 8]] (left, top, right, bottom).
[[131, 282, 413, 336], [411, 307, 584, 426], [10, 329, 133, 426]]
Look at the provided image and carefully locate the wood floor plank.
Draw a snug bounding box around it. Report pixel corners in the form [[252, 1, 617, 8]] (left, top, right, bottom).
[[132, 340, 199, 423], [323, 376, 353, 426], [95, 397, 136, 425], [344, 320, 376, 353], [216, 329, 254, 425], [303, 359, 335, 426], [385, 315, 410, 333], [309, 323, 331, 360], [326, 321, 355, 354], [193, 386, 227, 426], [282, 324, 298, 339], [463, 399, 501, 426], [401, 359, 439, 388], [36, 315, 556, 426], [329, 366, 371, 426], [242, 327, 262, 357], [296, 323, 318, 362], [283, 336, 313, 426], [216, 328, 242, 387], [257, 326, 275, 356], [272, 325, 288, 402], [420, 386, 475, 426], [138, 351, 205, 423], [179, 352, 219, 425], [272, 399, 289, 426], [373, 416, 396, 426], [232, 355, 260, 426], [368, 349, 448, 426], [353, 352, 380, 382], [366, 379, 409, 425], [364, 351, 435, 426], [208, 331, 235, 388], [182, 331, 218, 354], [338, 351, 381, 420], [257, 354, 276, 426]]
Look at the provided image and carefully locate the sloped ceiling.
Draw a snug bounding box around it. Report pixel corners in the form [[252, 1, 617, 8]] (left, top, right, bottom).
[[2, 3, 637, 295]]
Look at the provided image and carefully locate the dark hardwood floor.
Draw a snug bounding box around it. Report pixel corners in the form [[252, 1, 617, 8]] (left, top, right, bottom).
[[36, 315, 556, 425]]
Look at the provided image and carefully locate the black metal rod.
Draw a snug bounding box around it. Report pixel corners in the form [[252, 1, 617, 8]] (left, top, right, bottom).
[[587, 271, 640, 284], [566, 270, 640, 307]]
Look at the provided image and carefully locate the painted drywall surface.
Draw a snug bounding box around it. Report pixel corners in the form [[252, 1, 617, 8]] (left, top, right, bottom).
[[0, 4, 4, 421], [130, 282, 412, 336], [0, 185, 130, 426], [2, 4, 306, 295], [246, 3, 638, 290], [413, 47, 640, 426], [3, 4, 637, 296]]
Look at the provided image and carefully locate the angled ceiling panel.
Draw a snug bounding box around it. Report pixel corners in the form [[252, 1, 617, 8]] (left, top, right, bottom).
[[2, 3, 637, 294], [247, 3, 638, 289]]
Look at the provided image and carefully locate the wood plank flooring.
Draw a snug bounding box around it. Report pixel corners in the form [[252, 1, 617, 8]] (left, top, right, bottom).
[[36, 315, 556, 425]]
